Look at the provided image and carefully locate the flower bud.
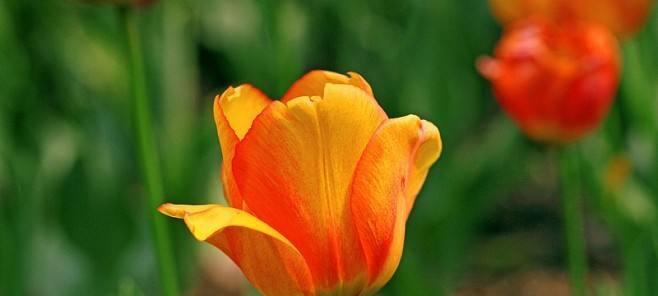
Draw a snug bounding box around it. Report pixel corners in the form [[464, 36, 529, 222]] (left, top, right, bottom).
[[159, 71, 442, 295], [478, 18, 620, 143]]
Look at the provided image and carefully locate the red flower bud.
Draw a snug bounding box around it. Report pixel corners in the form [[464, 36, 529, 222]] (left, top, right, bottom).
[[478, 18, 621, 143]]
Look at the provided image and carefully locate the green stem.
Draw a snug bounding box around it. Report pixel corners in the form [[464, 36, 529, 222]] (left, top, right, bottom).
[[622, 233, 648, 296], [120, 8, 179, 296], [559, 147, 587, 296]]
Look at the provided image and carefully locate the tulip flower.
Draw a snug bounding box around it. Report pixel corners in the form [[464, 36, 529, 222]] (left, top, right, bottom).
[[159, 71, 442, 295], [477, 18, 620, 143], [488, 0, 654, 37]]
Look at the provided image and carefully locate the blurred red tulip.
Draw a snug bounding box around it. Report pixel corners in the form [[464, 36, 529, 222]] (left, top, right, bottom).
[[488, 0, 654, 37], [478, 18, 621, 143]]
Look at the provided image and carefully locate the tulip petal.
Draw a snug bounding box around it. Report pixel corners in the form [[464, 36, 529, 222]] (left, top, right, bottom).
[[349, 115, 441, 292], [159, 203, 314, 296], [213, 85, 271, 207], [403, 120, 442, 216], [233, 83, 387, 290], [281, 70, 373, 102]]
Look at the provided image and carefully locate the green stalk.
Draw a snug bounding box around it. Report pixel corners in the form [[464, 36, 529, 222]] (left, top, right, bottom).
[[120, 7, 179, 296], [622, 233, 648, 296], [559, 146, 587, 296]]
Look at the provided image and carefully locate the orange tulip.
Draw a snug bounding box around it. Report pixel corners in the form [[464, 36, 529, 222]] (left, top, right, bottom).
[[488, 0, 654, 37], [159, 71, 442, 295], [477, 18, 620, 143]]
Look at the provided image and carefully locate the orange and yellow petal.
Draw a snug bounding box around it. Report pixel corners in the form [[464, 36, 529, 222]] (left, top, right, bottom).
[[158, 203, 314, 296], [213, 85, 271, 207], [403, 120, 442, 217], [349, 116, 442, 293], [232, 83, 387, 290], [281, 70, 374, 102]]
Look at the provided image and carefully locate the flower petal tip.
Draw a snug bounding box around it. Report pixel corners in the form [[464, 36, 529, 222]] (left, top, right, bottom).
[[476, 56, 501, 80], [158, 203, 219, 219], [158, 203, 184, 218], [346, 71, 374, 95], [418, 120, 442, 168]]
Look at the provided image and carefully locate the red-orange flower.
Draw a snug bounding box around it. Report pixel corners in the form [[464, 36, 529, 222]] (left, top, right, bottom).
[[488, 0, 654, 37], [478, 18, 620, 143], [159, 71, 442, 295]]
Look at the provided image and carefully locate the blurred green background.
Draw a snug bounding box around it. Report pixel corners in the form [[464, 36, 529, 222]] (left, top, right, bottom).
[[1, 0, 657, 295]]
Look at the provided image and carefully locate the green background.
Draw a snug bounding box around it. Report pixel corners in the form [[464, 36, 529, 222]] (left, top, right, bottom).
[[1, 0, 657, 295]]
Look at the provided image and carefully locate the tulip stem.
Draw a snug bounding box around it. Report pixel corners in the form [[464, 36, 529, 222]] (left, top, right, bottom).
[[120, 7, 179, 296], [559, 146, 588, 296]]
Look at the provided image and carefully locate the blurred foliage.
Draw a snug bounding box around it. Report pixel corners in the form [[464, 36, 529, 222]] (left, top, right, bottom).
[[0, 0, 657, 295]]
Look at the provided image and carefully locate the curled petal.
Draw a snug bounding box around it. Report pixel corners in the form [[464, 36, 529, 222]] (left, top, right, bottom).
[[404, 120, 442, 216], [232, 83, 387, 290], [281, 70, 374, 102], [350, 115, 442, 292], [158, 203, 314, 296], [213, 85, 271, 207]]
